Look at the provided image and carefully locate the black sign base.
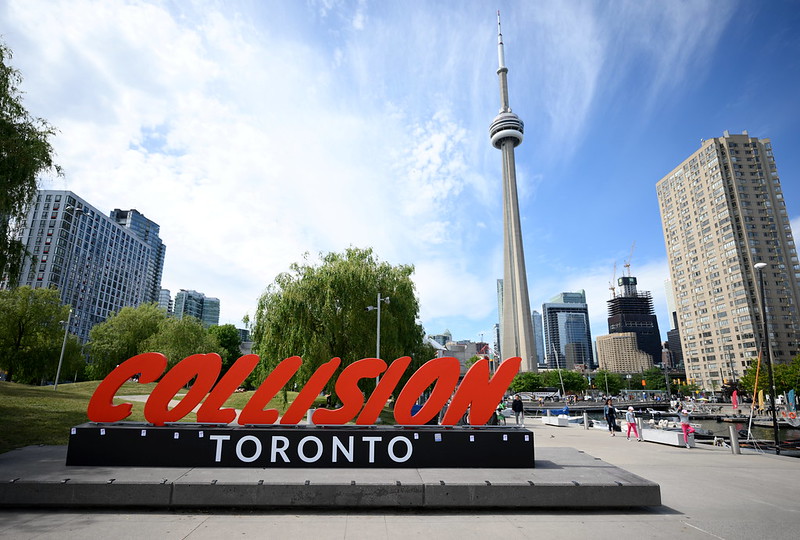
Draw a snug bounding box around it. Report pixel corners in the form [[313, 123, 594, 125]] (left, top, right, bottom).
[[66, 423, 535, 468]]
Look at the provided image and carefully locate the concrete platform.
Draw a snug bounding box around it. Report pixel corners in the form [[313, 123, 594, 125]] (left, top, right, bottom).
[[0, 444, 660, 509]]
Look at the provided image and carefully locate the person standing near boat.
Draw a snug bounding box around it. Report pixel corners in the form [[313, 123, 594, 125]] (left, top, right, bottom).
[[604, 399, 617, 436], [512, 394, 524, 425], [679, 409, 695, 448]]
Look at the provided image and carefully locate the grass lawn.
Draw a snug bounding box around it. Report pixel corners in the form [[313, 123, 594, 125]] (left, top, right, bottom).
[[0, 381, 394, 454]]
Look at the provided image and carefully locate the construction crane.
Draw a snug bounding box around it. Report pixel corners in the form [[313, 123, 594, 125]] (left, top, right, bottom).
[[623, 241, 636, 277], [608, 261, 617, 299]]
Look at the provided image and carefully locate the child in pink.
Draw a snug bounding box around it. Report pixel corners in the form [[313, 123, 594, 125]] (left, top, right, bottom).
[[679, 409, 695, 448], [625, 406, 641, 441]]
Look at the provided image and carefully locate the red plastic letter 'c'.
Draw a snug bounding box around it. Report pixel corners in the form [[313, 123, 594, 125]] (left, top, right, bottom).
[[87, 352, 167, 423]]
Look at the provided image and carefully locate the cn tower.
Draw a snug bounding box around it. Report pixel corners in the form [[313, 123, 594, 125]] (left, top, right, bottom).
[[490, 12, 536, 372]]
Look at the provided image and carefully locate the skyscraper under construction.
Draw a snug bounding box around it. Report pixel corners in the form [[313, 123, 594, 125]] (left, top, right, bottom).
[[607, 275, 662, 366]]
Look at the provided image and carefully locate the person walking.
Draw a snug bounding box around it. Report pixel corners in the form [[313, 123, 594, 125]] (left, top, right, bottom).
[[625, 406, 641, 441], [603, 399, 617, 436], [678, 409, 695, 448], [512, 394, 524, 425]]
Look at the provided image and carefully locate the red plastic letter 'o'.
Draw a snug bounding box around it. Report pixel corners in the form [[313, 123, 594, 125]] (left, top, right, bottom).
[[442, 356, 521, 425], [144, 353, 221, 426], [394, 357, 460, 425], [87, 352, 167, 423]]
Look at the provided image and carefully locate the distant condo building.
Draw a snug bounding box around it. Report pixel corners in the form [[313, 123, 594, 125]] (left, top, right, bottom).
[[428, 330, 452, 348], [664, 279, 684, 368], [532, 310, 545, 366], [543, 290, 594, 370], [657, 131, 800, 391], [0, 190, 165, 343], [596, 333, 654, 373], [158, 288, 172, 314], [173, 289, 220, 328]]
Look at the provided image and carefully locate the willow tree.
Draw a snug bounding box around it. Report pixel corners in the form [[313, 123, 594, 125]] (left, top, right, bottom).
[[86, 303, 166, 379], [1, 41, 62, 284], [252, 247, 434, 395], [141, 316, 223, 369]]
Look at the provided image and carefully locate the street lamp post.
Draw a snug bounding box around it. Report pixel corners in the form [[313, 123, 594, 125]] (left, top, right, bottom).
[[54, 309, 72, 391], [754, 262, 781, 455], [366, 293, 390, 383]]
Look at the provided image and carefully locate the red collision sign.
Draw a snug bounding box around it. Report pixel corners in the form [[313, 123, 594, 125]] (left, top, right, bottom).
[[87, 354, 521, 427]]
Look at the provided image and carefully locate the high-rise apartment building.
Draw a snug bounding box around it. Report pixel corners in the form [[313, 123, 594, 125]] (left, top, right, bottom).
[[607, 275, 662, 365], [543, 290, 594, 370], [111, 209, 166, 304], [0, 190, 166, 343], [657, 131, 800, 391], [173, 289, 220, 328]]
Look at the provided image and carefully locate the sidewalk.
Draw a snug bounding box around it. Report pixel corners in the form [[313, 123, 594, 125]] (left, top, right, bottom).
[[1, 418, 798, 539]]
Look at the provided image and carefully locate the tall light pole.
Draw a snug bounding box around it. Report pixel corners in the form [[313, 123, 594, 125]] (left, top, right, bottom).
[[366, 293, 390, 383], [54, 309, 72, 391], [754, 262, 781, 455]]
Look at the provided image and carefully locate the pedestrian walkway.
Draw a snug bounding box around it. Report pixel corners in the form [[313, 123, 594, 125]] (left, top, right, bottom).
[[0, 419, 798, 539]]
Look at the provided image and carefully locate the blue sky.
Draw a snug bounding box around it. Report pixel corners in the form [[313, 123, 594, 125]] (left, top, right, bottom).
[[3, 0, 800, 354]]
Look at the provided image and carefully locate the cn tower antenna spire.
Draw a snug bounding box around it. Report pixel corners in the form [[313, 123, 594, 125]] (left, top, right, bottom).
[[495, 11, 511, 113], [497, 10, 506, 69]]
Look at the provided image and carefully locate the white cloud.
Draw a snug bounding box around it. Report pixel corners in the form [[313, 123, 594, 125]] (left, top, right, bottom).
[[2, 0, 746, 344], [5, 0, 495, 329]]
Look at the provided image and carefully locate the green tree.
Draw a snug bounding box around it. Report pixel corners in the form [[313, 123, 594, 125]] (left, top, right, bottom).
[[509, 372, 543, 393], [541, 370, 588, 394], [1, 41, 62, 284], [593, 370, 624, 396], [208, 323, 242, 372], [643, 367, 669, 391], [252, 247, 431, 394], [465, 355, 481, 369], [740, 356, 800, 396], [0, 286, 81, 384], [86, 303, 165, 379], [142, 316, 222, 368]]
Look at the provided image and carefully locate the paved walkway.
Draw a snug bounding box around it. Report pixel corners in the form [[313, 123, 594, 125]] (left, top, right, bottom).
[[1, 418, 798, 539]]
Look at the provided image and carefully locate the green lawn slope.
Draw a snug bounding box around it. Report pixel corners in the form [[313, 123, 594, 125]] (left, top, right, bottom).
[[0, 381, 394, 454]]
